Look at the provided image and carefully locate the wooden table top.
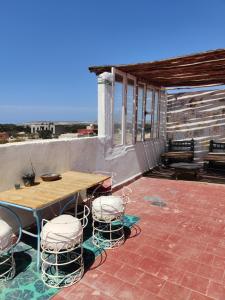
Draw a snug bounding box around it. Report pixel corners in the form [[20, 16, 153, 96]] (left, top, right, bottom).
[[0, 171, 109, 210]]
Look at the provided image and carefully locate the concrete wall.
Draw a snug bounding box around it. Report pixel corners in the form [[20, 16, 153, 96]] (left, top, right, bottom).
[[0, 136, 165, 192], [167, 89, 225, 161], [0, 136, 165, 227]]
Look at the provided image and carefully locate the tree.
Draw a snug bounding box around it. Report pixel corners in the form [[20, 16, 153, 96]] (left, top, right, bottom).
[[37, 130, 53, 139]]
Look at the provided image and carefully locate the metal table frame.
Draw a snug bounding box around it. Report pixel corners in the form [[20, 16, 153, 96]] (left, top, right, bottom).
[[0, 171, 110, 271], [0, 193, 79, 270]]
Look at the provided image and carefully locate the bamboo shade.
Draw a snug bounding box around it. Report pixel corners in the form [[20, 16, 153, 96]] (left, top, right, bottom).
[[89, 49, 225, 87]]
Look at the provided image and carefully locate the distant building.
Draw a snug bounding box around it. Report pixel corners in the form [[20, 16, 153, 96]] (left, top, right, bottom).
[[77, 124, 97, 137], [29, 122, 56, 134]]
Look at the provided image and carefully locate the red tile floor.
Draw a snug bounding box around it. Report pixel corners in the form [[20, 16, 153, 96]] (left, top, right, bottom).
[[53, 177, 225, 300]]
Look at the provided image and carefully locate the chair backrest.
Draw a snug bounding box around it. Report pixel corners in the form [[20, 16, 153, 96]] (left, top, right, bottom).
[[209, 140, 225, 153], [0, 205, 22, 247], [121, 186, 132, 205], [168, 139, 194, 152]]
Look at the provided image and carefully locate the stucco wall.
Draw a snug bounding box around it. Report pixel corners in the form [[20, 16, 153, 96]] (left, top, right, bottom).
[[0, 136, 165, 227], [167, 89, 225, 161], [0, 137, 165, 192]]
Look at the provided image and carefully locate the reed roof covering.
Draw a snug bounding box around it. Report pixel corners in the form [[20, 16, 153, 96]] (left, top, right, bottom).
[[89, 49, 225, 88]]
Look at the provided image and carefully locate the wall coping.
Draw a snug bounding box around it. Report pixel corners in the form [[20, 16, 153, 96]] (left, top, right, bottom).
[[0, 136, 102, 148]]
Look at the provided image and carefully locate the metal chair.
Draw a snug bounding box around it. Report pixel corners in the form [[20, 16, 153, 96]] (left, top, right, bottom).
[[0, 205, 22, 281], [92, 186, 131, 249], [86, 171, 116, 208], [60, 194, 90, 229], [41, 214, 84, 288]]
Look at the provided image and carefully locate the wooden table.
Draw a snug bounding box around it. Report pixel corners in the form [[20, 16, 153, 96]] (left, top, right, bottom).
[[0, 171, 109, 269], [170, 163, 201, 180]]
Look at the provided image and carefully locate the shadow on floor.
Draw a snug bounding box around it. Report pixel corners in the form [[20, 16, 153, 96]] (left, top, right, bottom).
[[144, 166, 225, 184]]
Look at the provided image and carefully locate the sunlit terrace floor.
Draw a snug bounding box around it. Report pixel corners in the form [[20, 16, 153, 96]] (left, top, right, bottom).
[[53, 176, 225, 300]]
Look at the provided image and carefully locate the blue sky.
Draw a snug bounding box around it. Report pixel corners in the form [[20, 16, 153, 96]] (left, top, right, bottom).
[[0, 0, 225, 123]]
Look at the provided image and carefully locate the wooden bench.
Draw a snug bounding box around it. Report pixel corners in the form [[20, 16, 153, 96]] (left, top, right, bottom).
[[161, 139, 194, 166], [203, 140, 225, 169]]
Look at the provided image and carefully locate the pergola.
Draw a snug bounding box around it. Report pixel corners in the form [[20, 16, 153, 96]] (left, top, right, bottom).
[[89, 48, 225, 88], [89, 49, 225, 152]]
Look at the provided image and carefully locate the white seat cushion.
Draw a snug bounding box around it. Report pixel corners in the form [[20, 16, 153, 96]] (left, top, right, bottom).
[[0, 219, 13, 251], [92, 196, 124, 220], [41, 214, 82, 251]]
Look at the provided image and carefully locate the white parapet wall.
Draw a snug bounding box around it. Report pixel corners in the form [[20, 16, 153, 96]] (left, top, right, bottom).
[[0, 136, 165, 192], [0, 136, 165, 227]]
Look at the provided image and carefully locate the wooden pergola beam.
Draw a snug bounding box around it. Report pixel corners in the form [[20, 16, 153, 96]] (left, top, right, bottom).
[[89, 48, 225, 87]]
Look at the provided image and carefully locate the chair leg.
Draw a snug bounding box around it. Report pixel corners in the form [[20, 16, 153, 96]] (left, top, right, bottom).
[[0, 251, 16, 281], [41, 243, 84, 288], [92, 215, 125, 249]]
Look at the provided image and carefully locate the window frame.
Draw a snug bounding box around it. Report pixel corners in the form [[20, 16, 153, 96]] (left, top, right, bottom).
[[111, 68, 162, 146], [136, 82, 146, 142], [111, 67, 126, 147], [126, 74, 137, 145], [152, 89, 161, 139], [144, 85, 154, 141]]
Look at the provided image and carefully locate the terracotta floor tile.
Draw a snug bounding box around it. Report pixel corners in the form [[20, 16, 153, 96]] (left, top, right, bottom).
[[172, 243, 202, 259], [197, 263, 224, 282], [135, 272, 165, 294], [52, 177, 225, 300], [213, 255, 225, 269], [135, 243, 159, 258], [197, 252, 215, 266], [188, 291, 214, 300], [159, 281, 191, 300], [116, 282, 151, 300], [175, 257, 200, 274], [97, 257, 122, 274], [123, 236, 142, 251], [150, 229, 170, 241], [154, 249, 178, 267], [118, 249, 144, 267], [114, 264, 144, 285], [81, 269, 104, 288], [138, 257, 161, 275], [82, 290, 115, 300], [52, 295, 65, 300], [59, 282, 94, 300], [206, 245, 225, 258], [181, 272, 210, 294], [91, 273, 124, 297], [207, 281, 225, 300], [157, 264, 184, 284]]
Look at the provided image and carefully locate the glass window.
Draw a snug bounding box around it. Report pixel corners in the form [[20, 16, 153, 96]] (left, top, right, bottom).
[[144, 88, 153, 140], [153, 90, 160, 138], [126, 79, 135, 145], [137, 85, 144, 141], [113, 74, 123, 145]]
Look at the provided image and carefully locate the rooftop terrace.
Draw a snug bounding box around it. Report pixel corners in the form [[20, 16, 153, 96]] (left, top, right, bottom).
[[52, 176, 225, 300], [1, 49, 225, 299]]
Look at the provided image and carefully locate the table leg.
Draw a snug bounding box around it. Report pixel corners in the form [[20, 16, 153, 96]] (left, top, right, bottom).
[[33, 210, 41, 271], [196, 171, 200, 180], [60, 193, 79, 217]]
